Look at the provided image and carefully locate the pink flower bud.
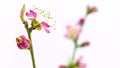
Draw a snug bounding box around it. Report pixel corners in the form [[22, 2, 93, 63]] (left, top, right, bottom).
[[16, 35, 30, 49], [78, 18, 85, 26]]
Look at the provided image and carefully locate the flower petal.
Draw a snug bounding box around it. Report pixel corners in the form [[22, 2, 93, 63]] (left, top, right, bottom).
[[44, 28, 50, 33], [41, 21, 50, 28], [80, 63, 87, 68], [26, 10, 37, 18], [66, 25, 71, 29]]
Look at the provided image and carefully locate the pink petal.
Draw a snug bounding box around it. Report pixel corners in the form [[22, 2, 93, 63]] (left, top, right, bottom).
[[44, 28, 50, 33], [64, 33, 69, 38], [26, 10, 37, 18], [79, 29, 82, 33], [66, 25, 71, 29], [79, 56, 83, 61], [73, 34, 79, 40], [41, 21, 50, 28], [20, 35, 28, 41], [80, 63, 87, 68]]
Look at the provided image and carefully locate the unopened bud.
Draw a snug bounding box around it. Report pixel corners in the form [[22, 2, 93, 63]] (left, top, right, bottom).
[[16, 35, 30, 49], [79, 41, 90, 47]]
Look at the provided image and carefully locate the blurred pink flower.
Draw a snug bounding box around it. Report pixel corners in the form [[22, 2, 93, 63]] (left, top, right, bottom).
[[58, 65, 66, 68], [16, 35, 30, 49], [76, 56, 87, 68], [65, 25, 82, 40], [26, 10, 37, 19]]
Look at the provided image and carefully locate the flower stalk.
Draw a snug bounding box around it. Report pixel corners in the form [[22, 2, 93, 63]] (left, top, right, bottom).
[[24, 21, 36, 68], [17, 4, 55, 68], [71, 40, 78, 61]]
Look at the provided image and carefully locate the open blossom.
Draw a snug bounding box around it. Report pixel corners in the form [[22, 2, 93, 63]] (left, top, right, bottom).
[[65, 25, 82, 40], [26, 9, 51, 33], [16, 35, 30, 49]]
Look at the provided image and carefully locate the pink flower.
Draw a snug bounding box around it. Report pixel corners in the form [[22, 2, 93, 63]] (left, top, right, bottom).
[[26, 10, 37, 19], [26, 10, 51, 33], [65, 25, 82, 40], [16, 35, 30, 49], [41, 21, 51, 33]]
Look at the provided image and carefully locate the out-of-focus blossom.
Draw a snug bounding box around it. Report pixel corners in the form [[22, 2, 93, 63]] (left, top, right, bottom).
[[86, 6, 97, 15], [65, 25, 82, 40], [20, 4, 25, 22], [76, 56, 87, 68], [41, 21, 51, 33], [78, 18, 85, 26], [58, 65, 67, 68], [16, 35, 30, 49]]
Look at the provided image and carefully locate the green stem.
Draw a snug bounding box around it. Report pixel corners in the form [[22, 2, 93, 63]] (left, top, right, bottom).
[[71, 40, 78, 61], [29, 46, 36, 68], [24, 22, 36, 68]]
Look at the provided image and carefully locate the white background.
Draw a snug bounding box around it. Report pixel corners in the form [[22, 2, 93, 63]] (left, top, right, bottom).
[[0, 0, 119, 68]]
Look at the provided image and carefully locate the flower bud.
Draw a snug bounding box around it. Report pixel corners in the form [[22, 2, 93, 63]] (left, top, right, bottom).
[[78, 18, 85, 26], [20, 4, 25, 22], [16, 35, 30, 49], [79, 41, 90, 47], [86, 6, 97, 15]]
